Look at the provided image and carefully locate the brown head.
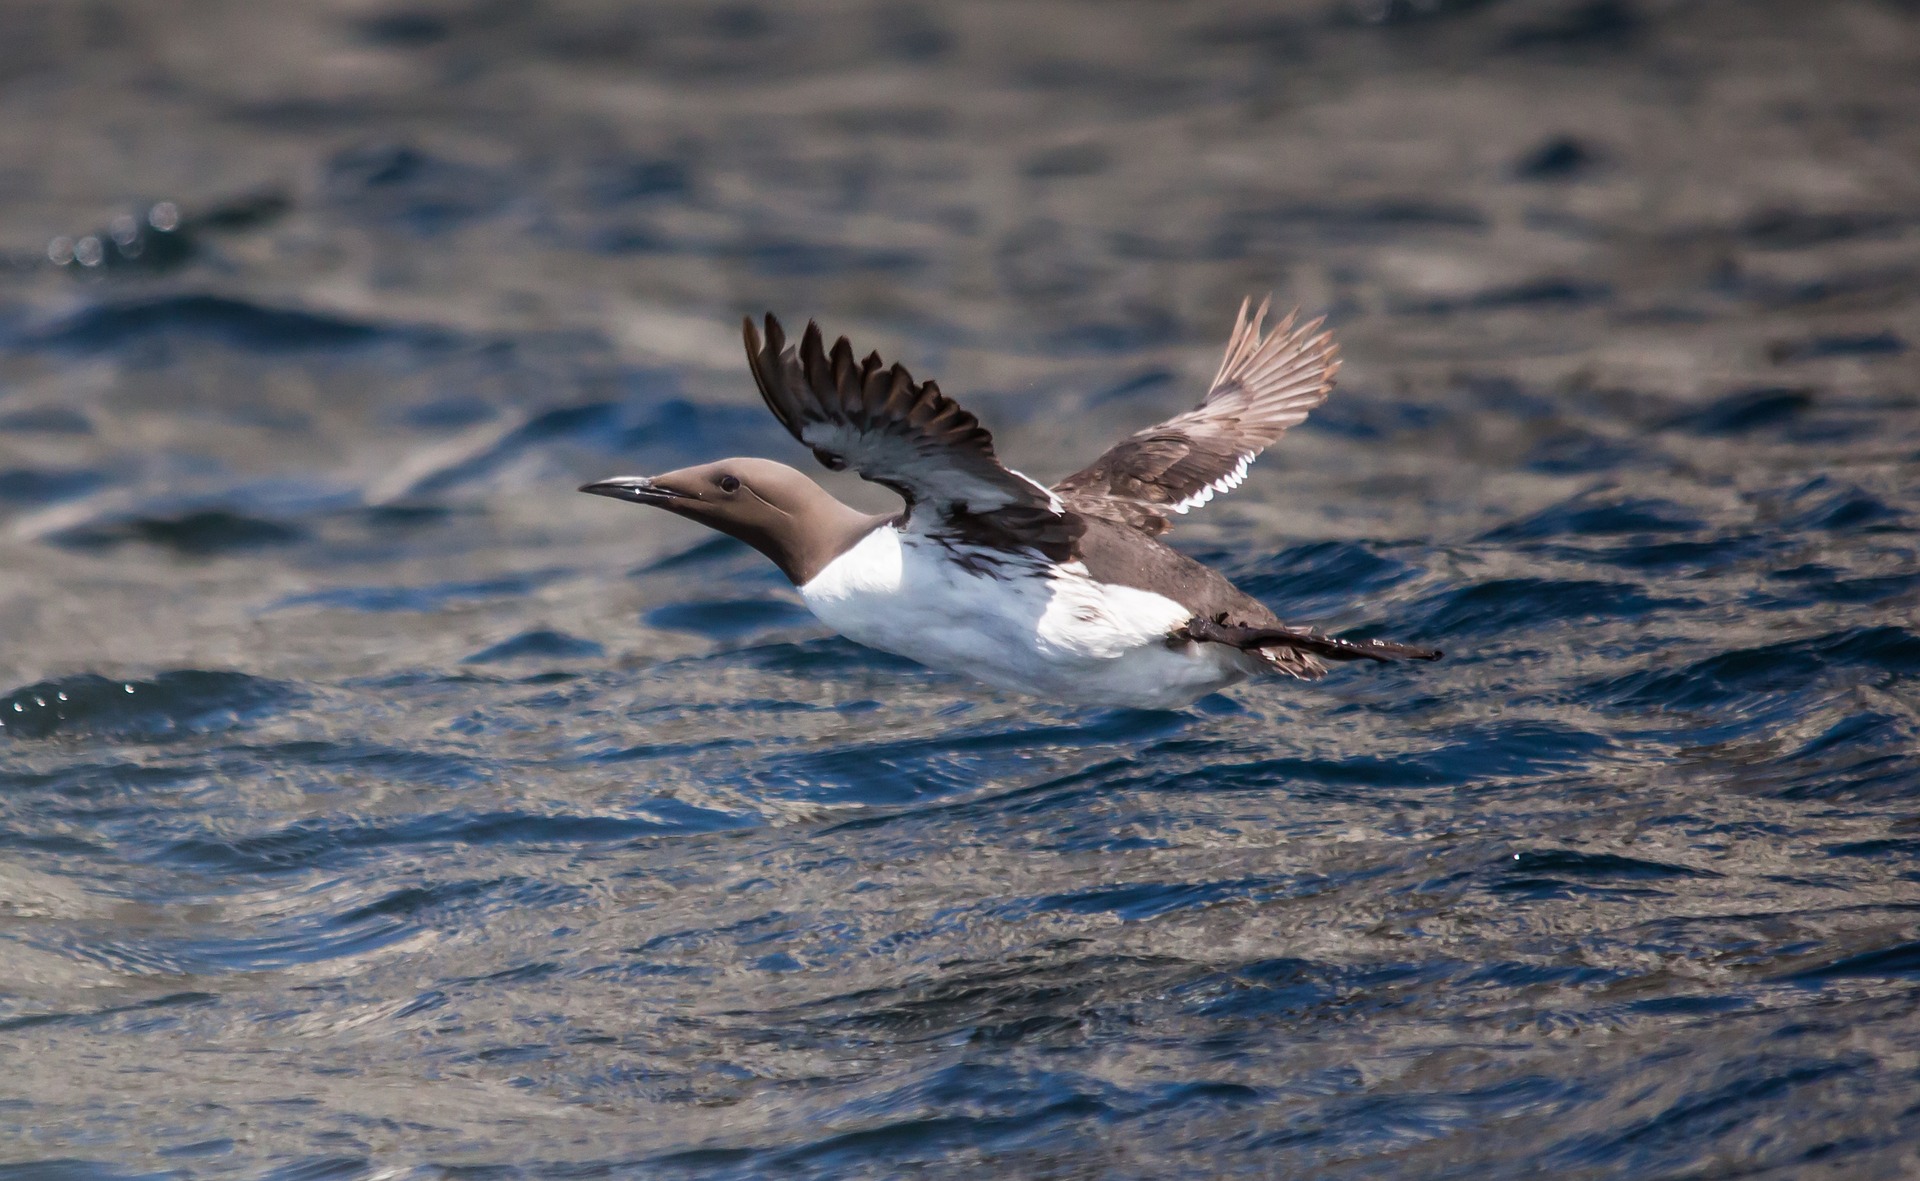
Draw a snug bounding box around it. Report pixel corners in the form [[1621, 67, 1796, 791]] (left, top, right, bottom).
[[579, 457, 883, 586]]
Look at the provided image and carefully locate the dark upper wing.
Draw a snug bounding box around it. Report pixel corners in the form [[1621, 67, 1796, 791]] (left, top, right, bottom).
[[1054, 297, 1338, 533], [743, 314, 1073, 553]]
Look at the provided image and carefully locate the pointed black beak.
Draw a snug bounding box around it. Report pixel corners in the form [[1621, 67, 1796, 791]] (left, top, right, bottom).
[[578, 476, 691, 506]]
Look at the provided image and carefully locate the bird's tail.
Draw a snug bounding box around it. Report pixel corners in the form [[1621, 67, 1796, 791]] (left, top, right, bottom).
[[1184, 615, 1442, 664]]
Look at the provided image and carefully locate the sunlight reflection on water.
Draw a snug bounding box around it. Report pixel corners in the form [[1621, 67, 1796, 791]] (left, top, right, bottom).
[[1, 1, 1918, 1177]]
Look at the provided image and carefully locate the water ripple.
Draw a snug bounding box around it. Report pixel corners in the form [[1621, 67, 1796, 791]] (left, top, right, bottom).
[[6, 1, 1920, 1176]]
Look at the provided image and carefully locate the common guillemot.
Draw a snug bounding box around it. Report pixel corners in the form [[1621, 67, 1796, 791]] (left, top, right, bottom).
[[581, 299, 1439, 709]]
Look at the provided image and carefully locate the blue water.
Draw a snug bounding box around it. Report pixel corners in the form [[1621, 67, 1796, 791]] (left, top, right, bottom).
[[3, 1, 1919, 1177]]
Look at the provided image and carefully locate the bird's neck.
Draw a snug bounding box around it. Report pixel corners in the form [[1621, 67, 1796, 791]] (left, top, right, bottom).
[[744, 488, 890, 587]]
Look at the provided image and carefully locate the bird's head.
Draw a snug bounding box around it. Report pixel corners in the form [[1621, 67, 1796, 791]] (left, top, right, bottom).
[[579, 457, 874, 585]]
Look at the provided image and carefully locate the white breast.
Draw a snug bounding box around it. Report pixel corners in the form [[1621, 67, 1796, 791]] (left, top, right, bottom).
[[797, 527, 1253, 709]]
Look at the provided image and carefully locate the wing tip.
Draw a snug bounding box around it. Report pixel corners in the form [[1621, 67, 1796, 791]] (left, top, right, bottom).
[[1216, 298, 1342, 401]]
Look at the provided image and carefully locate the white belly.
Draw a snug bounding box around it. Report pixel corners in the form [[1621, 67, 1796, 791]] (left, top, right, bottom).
[[797, 528, 1252, 709]]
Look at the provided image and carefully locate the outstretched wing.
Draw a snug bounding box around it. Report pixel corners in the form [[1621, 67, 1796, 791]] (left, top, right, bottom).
[[1054, 297, 1338, 533], [743, 314, 1075, 556]]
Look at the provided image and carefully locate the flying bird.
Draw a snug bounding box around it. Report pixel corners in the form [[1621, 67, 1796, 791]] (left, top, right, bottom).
[[581, 298, 1439, 709]]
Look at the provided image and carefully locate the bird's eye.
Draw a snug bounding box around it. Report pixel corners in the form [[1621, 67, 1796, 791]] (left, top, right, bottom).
[[718, 475, 741, 493]]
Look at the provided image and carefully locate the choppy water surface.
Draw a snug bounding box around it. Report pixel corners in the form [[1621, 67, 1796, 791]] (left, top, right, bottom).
[[3, 1, 1918, 1176]]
